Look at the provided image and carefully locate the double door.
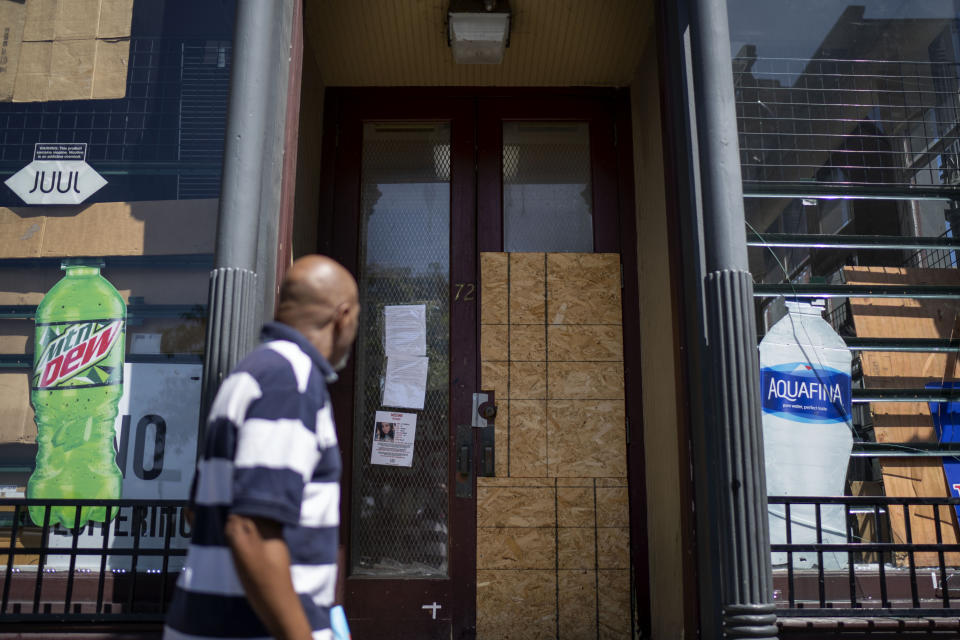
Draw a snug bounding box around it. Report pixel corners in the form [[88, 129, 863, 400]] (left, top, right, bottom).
[[322, 91, 624, 639]]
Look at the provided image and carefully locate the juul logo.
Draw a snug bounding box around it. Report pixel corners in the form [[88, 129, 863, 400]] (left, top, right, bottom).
[[5, 152, 107, 205], [28, 170, 82, 195]]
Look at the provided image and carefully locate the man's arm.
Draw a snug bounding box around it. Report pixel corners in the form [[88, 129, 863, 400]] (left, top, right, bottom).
[[224, 514, 312, 640]]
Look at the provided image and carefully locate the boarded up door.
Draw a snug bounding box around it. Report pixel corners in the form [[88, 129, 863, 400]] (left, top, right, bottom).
[[476, 252, 632, 639]]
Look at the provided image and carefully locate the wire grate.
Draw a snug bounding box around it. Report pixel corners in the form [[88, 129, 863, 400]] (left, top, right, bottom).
[[349, 123, 451, 578], [902, 228, 960, 270]]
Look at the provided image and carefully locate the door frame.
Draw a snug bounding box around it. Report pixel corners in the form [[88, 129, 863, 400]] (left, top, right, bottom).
[[322, 93, 477, 639], [316, 87, 649, 638]]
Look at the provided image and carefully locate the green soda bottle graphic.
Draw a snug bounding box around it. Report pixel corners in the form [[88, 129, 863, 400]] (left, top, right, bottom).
[[28, 261, 126, 528]]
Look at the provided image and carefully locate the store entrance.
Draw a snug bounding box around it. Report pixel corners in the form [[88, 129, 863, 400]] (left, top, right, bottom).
[[321, 90, 635, 639]]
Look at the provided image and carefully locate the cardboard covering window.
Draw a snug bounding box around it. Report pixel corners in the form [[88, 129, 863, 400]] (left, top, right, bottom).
[[0, 0, 133, 102], [0, 198, 218, 449]]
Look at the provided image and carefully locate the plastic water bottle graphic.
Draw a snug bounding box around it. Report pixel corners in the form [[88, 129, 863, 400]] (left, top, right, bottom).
[[760, 300, 853, 570], [28, 261, 126, 528]]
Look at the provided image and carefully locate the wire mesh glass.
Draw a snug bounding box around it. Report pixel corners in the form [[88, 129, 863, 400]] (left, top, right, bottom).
[[503, 121, 593, 252], [350, 123, 451, 578]]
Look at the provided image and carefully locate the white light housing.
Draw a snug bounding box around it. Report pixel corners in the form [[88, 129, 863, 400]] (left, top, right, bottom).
[[448, 1, 511, 65]]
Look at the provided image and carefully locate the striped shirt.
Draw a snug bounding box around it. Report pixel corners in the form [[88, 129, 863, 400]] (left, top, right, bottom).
[[164, 322, 341, 640]]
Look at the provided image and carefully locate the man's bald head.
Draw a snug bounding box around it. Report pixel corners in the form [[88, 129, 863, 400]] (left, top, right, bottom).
[[277, 255, 359, 368]]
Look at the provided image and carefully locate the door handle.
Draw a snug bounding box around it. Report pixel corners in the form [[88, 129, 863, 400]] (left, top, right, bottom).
[[455, 425, 473, 498], [458, 445, 470, 475]]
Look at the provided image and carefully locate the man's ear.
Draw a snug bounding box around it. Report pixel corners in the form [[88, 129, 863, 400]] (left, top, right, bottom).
[[332, 301, 350, 330]]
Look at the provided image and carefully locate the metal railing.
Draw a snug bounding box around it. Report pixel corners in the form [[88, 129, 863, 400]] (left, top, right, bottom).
[[771, 495, 960, 618], [6, 496, 960, 626], [0, 498, 189, 624], [733, 56, 960, 194]]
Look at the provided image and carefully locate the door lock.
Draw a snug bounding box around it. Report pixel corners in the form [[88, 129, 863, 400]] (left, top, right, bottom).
[[478, 401, 497, 421], [474, 391, 496, 478]]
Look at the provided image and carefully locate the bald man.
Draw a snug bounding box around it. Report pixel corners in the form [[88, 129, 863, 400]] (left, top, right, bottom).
[[164, 256, 359, 640]]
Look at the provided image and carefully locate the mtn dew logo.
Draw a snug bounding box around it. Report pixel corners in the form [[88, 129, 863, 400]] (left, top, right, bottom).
[[760, 362, 851, 424], [33, 319, 124, 390]]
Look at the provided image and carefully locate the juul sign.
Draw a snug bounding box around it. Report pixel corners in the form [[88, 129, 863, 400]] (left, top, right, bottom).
[[5, 143, 107, 205]]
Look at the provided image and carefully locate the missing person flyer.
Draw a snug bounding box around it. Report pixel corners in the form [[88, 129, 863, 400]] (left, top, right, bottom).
[[371, 410, 417, 467]]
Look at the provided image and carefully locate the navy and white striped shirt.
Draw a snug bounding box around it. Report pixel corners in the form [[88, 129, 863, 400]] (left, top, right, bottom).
[[164, 322, 341, 640]]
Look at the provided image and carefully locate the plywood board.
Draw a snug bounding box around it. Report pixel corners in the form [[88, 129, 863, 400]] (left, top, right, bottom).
[[477, 252, 629, 638], [844, 266, 960, 565]]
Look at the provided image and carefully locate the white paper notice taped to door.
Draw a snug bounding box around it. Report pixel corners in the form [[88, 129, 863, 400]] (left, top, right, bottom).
[[382, 355, 428, 409], [371, 410, 417, 467], [384, 304, 427, 356]]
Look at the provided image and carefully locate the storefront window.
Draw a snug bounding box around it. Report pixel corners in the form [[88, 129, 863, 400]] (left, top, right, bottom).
[[0, 0, 235, 606], [730, 0, 960, 583]]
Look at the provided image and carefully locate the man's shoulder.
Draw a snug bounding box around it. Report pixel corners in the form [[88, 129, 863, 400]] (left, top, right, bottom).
[[234, 339, 327, 398]]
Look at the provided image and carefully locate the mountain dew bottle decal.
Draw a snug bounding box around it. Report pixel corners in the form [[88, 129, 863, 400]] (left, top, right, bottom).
[[28, 261, 126, 528]]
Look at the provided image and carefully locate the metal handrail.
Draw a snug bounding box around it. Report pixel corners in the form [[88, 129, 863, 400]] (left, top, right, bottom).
[[753, 283, 960, 298], [747, 232, 960, 251]]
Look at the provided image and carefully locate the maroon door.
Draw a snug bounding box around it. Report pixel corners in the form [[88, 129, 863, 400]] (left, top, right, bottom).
[[321, 89, 641, 639], [326, 94, 478, 640]]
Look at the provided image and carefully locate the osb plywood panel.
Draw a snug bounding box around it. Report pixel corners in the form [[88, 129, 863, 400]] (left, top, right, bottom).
[[559, 569, 596, 638], [475, 479, 630, 639], [844, 266, 960, 566], [477, 527, 555, 570], [305, 0, 653, 87], [477, 485, 555, 528], [548, 253, 622, 324], [558, 527, 594, 569], [598, 569, 632, 638], [510, 399, 546, 477], [480, 252, 626, 477], [476, 569, 556, 640], [477, 252, 630, 639], [547, 400, 627, 478], [480, 253, 508, 324]]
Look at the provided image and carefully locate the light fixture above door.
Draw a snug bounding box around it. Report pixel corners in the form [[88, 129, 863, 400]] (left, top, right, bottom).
[[447, 0, 512, 64]]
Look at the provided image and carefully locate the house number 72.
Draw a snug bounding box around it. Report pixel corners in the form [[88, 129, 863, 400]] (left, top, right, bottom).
[[453, 283, 475, 301]]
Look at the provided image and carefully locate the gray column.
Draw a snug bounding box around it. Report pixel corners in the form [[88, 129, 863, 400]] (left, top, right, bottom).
[[200, 0, 279, 426], [687, 0, 777, 637]]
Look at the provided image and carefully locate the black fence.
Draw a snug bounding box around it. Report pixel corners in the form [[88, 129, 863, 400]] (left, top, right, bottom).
[[0, 498, 189, 624], [8, 496, 960, 627], [770, 495, 960, 618]]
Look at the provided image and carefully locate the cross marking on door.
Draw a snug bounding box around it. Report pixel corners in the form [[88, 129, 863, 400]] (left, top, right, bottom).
[[422, 601, 442, 620]]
